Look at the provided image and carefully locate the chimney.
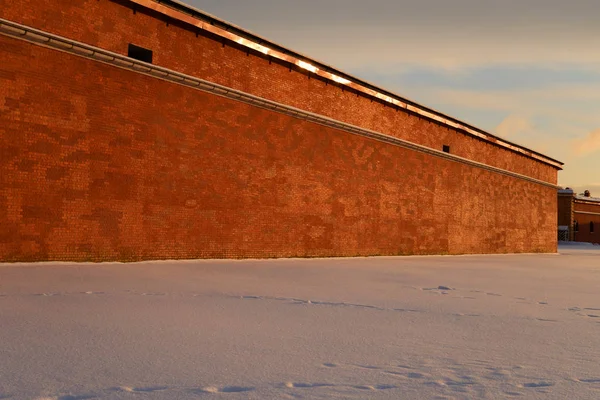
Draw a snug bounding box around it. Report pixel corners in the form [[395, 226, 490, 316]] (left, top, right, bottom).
[[584, 190, 591, 197]]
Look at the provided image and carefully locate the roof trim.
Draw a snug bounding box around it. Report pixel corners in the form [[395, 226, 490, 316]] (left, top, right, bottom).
[[575, 196, 600, 204], [574, 211, 600, 216], [127, 0, 563, 170]]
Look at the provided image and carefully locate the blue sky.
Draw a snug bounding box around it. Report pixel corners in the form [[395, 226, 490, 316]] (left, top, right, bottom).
[[189, 0, 600, 194]]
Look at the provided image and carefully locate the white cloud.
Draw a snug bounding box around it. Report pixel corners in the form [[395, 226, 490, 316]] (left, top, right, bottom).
[[496, 115, 536, 140], [493, 114, 567, 158], [417, 84, 600, 122], [572, 128, 600, 156]]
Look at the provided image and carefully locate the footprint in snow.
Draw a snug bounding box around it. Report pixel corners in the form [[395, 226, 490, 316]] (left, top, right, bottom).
[[406, 372, 428, 379], [422, 286, 455, 291], [424, 380, 448, 387], [198, 386, 255, 393], [575, 378, 600, 383], [284, 382, 332, 389], [504, 391, 524, 396], [353, 385, 375, 390], [567, 307, 600, 320], [383, 370, 405, 376], [355, 365, 382, 370], [520, 381, 554, 388], [118, 386, 168, 393], [35, 395, 96, 400]]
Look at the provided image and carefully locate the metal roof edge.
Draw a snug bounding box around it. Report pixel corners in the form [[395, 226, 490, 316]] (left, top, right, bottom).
[[574, 196, 600, 204]]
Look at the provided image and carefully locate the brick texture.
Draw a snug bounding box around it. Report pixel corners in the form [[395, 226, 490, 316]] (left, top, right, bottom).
[[573, 201, 600, 244], [0, 35, 557, 261], [557, 193, 574, 240], [1, 0, 558, 184]]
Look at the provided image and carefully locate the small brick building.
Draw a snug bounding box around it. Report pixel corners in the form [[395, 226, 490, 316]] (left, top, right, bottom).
[[0, 0, 563, 261], [558, 189, 600, 244]]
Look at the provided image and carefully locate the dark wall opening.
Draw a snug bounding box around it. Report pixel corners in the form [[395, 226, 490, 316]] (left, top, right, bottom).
[[128, 44, 153, 63]]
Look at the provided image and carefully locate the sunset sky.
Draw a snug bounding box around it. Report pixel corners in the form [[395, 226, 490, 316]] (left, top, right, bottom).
[[190, 0, 600, 194]]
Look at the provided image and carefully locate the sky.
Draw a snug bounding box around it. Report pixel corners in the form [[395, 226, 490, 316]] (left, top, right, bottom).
[[189, 0, 600, 194]]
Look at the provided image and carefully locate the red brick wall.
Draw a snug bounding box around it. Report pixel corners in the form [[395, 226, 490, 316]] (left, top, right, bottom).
[[0, 36, 557, 261], [573, 201, 600, 244], [0, 0, 558, 184], [557, 196, 573, 226]]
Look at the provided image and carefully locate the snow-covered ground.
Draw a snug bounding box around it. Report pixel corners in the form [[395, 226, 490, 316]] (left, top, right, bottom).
[[1, 246, 600, 400]]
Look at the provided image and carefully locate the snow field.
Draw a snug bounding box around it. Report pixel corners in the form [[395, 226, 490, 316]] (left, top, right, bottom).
[[1, 246, 599, 399]]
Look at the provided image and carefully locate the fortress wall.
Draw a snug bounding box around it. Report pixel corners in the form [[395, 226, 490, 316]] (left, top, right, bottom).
[[0, 35, 557, 261]]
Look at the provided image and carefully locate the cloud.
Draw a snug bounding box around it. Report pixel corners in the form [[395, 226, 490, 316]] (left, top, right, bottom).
[[417, 84, 600, 115], [405, 83, 600, 133], [495, 115, 536, 139], [572, 129, 600, 156], [493, 114, 565, 158]]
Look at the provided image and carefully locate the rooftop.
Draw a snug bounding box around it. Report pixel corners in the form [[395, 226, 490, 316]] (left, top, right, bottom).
[[575, 194, 600, 203], [560, 188, 600, 203]]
